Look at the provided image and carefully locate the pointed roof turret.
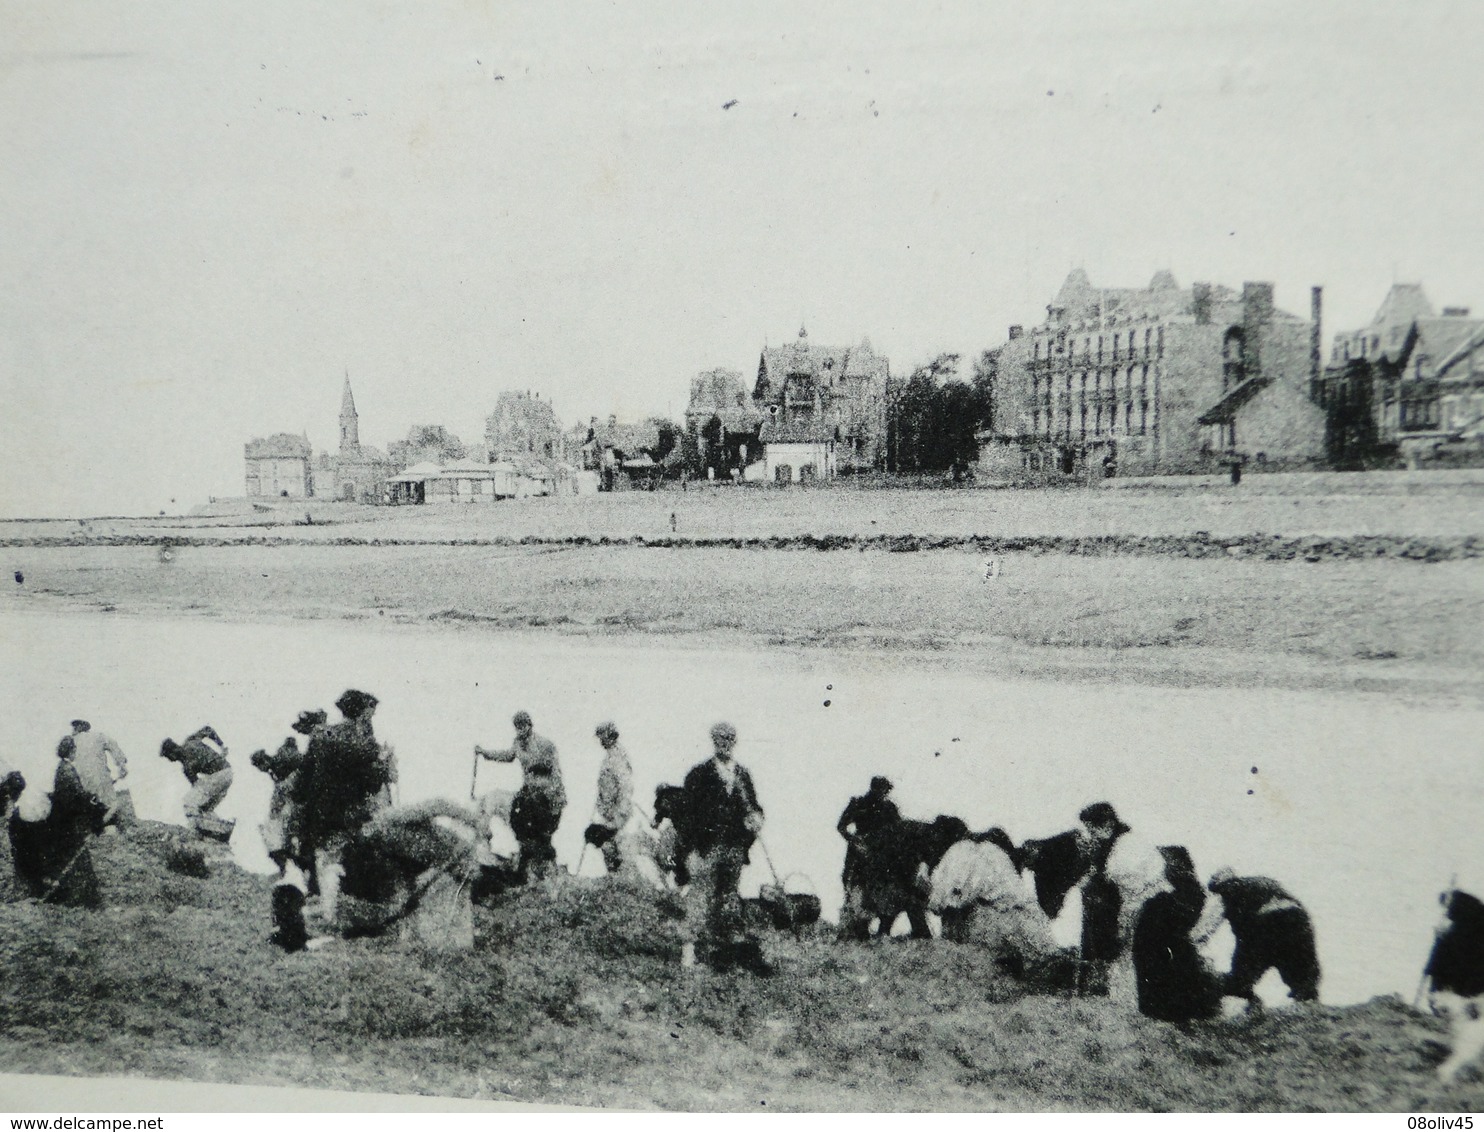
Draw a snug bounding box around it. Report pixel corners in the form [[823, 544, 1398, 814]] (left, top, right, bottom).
[[338, 372, 361, 455], [1053, 268, 1094, 307], [1370, 284, 1435, 333]]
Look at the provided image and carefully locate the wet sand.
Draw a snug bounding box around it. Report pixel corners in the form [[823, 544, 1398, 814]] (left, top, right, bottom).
[[2, 604, 1478, 1006]]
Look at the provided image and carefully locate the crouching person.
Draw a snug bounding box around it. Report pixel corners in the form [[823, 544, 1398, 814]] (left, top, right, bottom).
[[679, 722, 768, 973], [67, 721, 134, 832], [1205, 867, 1321, 1006], [929, 829, 1063, 979], [251, 740, 304, 876], [160, 726, 234, 841], [336, 799, 482, 950], [1130, 847, 1223, 1023]]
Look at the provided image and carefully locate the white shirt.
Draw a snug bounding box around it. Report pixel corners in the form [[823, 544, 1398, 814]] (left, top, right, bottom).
[[712, 755, 738, 792]]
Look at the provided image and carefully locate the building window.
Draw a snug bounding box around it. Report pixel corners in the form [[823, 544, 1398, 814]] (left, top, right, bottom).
[[1157, 325, 1165, 357], [1097, 335, 1103, 362], [1223, 328, 1246, 392], [1113, 333, 1120, 358], [1144, 328, 1152, 355]]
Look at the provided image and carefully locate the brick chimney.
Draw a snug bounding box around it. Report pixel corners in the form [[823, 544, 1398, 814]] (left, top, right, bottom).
[[1310, 286, 1323, 391], [1007, 325, 1024, 340], [1242, 282, 1274, 328], [1192, 283, 1213, 325]]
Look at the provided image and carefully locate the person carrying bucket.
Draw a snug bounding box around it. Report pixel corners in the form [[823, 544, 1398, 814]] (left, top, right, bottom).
[[159, 725, 234, 841], [584, 721, 633, 875]]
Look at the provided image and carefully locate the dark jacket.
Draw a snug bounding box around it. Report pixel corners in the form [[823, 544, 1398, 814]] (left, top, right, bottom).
[[176, 727, 229, 782], [1209, 875, 1305, 938], [837, 793, 900, 842], [681, 757, 762, 858], [8, 762, 107, 905], [1426, 888, 1484, 998], [1017, 829, 1088, 919], [291, 720, 389, 847]]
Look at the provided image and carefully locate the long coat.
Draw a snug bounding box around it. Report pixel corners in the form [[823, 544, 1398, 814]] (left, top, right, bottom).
[[9, 762, 107, 906]]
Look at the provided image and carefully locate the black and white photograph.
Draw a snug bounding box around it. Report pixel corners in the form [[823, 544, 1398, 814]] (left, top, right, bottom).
[[1, 0, 1482, 1114]]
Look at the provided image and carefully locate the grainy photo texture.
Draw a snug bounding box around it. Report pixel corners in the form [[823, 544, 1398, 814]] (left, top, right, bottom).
[[1, 0, 1482, 1114]]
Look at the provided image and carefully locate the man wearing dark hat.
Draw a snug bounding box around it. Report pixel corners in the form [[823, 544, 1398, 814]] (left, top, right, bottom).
[[1425, 885, 1484, 1082], [476, 711, 566, 882], [1076, 801, 1168, 1001], [1204, 867, 1321, 1005], [836, 776, 900, 937], [291, 691, 391, 916], [67, 720, 133, 831], [678, 722, 765, 970]]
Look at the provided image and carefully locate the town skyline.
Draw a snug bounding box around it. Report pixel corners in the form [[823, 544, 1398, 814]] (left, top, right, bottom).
[[4, 1, 1483, 516]]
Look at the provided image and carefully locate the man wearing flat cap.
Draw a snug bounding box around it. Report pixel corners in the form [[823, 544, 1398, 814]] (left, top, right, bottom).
[[67, 720, 133, 831], [585, 722, 634, 875], [678, 722, 764, 968], [477, 711, 566, 882], [251, 713, 318, 877]]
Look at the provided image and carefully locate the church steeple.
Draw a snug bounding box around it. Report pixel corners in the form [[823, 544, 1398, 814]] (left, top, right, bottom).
[[339, 373, 360, 455]]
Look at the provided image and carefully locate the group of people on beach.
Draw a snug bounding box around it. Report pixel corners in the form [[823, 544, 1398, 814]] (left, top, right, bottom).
[[2, 692, 1481, 1081]]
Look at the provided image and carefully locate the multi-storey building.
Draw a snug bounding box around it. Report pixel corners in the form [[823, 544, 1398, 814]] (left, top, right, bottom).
[[977, 270, 1324, 477], [244, 433, 312, 498], [684, 367, 763, 475], [485, 390, 565, 462], [1317, 284, 1484, 466], [754, 328, 888, 473]]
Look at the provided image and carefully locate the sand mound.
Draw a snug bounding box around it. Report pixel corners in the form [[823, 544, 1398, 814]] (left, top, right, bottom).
[[0, 838, 1479, 1109]]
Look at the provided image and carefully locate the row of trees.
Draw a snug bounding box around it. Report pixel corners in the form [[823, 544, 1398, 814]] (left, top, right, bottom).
[[883, 351, 997, 474]]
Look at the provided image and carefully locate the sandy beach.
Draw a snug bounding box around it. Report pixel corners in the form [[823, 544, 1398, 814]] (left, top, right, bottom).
[[2, 476, 1482, 1110]]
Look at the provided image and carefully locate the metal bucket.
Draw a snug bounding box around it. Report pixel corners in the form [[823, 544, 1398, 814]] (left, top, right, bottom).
[[192, 813, 236, 842], [758, 882, 822, 930]]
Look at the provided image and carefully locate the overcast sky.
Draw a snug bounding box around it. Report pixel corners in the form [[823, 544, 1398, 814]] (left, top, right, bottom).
[[2, 1, 1481, 516]]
